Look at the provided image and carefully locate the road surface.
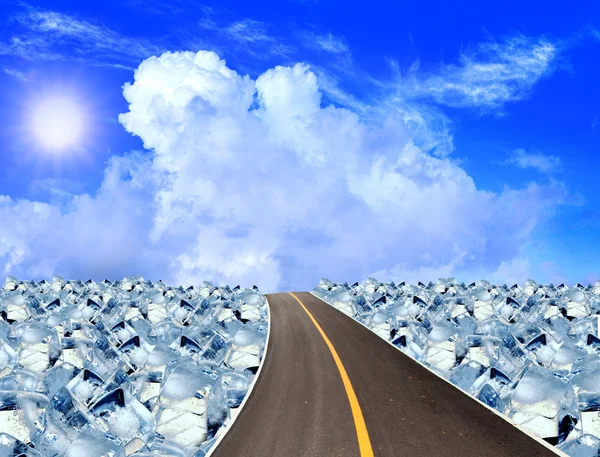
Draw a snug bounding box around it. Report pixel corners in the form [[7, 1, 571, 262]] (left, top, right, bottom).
[[210, 292, 561, 457]]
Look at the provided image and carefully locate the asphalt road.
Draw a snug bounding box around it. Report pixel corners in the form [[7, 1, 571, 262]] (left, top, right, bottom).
[[210, 292, 561, 457]]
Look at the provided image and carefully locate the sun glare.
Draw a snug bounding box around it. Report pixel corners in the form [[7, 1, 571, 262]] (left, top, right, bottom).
[[31, 97, 85, 151]]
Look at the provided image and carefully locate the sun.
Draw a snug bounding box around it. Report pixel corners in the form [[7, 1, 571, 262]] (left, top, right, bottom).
[[31, 97, 85, 151]]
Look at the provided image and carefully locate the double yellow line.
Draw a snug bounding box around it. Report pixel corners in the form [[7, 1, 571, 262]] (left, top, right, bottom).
[[289, 292, 375, 457]]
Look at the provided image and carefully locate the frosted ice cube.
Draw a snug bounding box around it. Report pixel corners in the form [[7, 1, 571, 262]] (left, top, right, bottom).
[[80, 298, 103, 321], [223, 325, 264, 372], [327, 289, 356, 317], [563, 289, 590, 319], [171, 299, 195, 325], [89, 388, 155, 446], [3, 293, 29, 322], [118, 336, 152, 371], [66, 369, 105, 406], [110, 321, 138, 345], [509, 366, 571, 439], [472, 287, 494, 321], [13, 322, 61, 372], [155, 361, 218, 447], [366, 312, 394, 340], [424, 321, 460, 372]]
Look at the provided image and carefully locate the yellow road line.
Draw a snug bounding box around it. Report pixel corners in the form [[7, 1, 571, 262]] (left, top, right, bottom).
[[289, 292, 375, 457]]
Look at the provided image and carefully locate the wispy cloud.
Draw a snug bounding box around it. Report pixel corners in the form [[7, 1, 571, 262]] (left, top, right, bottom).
[[223, 19, 275, 43], [505, 149, 561, 173], [3, 67, 28, 82], [198, 17, 293, 58], [300, 31, 350, 55], [398, 35, 558, 111], [0, 8, 165, 67]]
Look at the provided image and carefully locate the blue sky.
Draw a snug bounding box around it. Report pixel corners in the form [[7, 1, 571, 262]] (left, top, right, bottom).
[[0, 0, 598, 291]]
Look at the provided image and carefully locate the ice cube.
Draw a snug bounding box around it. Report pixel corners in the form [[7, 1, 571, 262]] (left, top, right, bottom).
[[118, 336, 152, 371], [563, 289, 590, 319], [509, 366, 571, 440], [449, 361, 487, 394], [13, 322, 61, 372], [3, 293, 29, 322], [155, 361, 218, 447], [221, 371, 249, 408], [43, 364, 80, 400], [89, 388, 155, 446], [557, 434, 600, 457], [477, 384, 506, 413], [0, 433, 41, 456], [223, 324, 264, 372], [66, 369, 105, 406], [571, 367, 600, 437], [64, 424, 125, 457], [0, 338, 17, 370], [206, 381, 228, 439], [424, 321, 460, 372], [0, 391, 48, 443], [202, 334, 229, 365]]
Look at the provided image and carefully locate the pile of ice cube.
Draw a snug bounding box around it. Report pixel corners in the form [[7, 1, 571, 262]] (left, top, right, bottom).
[[314, 277, 600, 457], [0, 275, 268, 457]]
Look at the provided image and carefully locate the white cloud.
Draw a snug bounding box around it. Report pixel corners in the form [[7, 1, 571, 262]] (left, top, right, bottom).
[[300, 31, 350, 55], [3, 68, 28, 82], [399, 35, 558, 110], [505, 148, 560, 173], [0, 51, 570, 291], [224, 20, 274, 43], [488, 257, 531, 286], [198, 17, 292, 58], [1, 8, 164, 66]]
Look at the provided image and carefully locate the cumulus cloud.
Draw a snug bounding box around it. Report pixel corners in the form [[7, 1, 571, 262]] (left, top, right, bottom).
[[488, 257, 531, 286], [0, 51, 570, 291], [505, 148, 561, 173], [398, 35, 558, 110]]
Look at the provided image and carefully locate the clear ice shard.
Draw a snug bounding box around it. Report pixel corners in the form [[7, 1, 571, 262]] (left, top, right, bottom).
[[313, 277, 600, 456], [0, 276, 268, 456]]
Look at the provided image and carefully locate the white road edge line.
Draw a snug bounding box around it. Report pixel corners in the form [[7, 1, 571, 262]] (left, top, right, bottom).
[[205, 295, 272, 457], [310, 291, 570, 457]]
